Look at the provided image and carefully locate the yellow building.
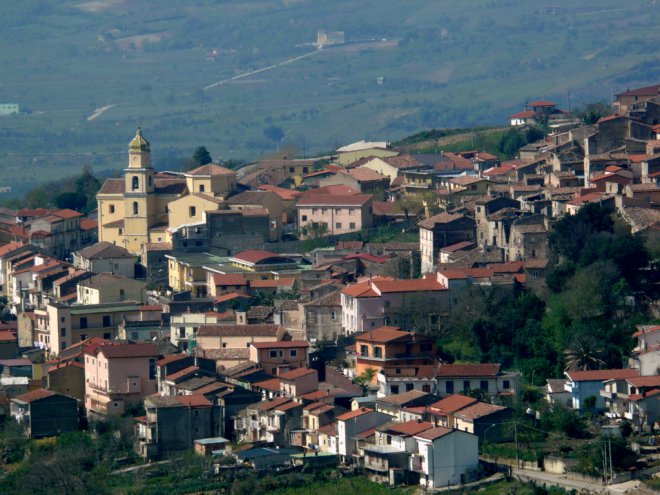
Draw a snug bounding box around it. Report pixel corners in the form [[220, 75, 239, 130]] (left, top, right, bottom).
[[97, 130, 237, 255]]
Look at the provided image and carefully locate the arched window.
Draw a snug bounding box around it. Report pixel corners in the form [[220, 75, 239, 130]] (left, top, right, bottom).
[[132, 176, 139, 190], [133, 202, 139, 215]]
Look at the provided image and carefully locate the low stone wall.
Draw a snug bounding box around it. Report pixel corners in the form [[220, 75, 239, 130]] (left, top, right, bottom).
[[480, 455, 541, 471]]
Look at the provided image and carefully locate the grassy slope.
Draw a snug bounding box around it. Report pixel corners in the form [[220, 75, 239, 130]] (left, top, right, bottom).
[[0, 0, 657, 196]]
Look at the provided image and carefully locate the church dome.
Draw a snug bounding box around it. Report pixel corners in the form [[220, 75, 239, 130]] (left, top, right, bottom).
[[129, 127, 150, 152]]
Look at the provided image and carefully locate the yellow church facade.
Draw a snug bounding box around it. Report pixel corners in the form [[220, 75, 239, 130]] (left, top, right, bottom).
[[97, 129, 236, 254]]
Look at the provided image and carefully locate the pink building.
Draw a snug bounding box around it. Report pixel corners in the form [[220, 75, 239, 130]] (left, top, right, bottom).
[[249, 340, 309, 375], [279, 368, 318, 398], [341, 275, 448, 334], [84, 342, 160, 417], [297, 194, 373, 238]]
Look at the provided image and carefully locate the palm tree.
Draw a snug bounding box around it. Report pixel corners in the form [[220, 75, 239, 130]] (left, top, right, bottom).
[[564, 335, 606, 371]]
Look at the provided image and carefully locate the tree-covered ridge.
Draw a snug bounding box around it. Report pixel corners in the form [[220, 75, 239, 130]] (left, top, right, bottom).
[[438, 204, 654, 384]]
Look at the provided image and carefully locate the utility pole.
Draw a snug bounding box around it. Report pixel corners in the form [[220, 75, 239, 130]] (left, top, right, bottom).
[[514, 421, 519, 469], [609, 436, 614, 484]]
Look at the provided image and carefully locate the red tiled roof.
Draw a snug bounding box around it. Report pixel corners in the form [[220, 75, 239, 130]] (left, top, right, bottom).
[[80, 218, 97, 231], [279, 367, 316, 380], [343, 253, 389, 264], [528, 100, 557, 107], [167, 366, 200, 381], [566, 369, 639, 382], [232, 249, 280, 264], [626, 376, 660, 388], [336, 407, 373, 421], [257, 396, 292, 412], [382, 420, 433, 436], [632, 325, 660, 337], [13, 389, 57, 403], [454, 402, 508, 420], [437, 363, 501, 377], [53, 209, 83, 219], [275, 401, 303, 412], [355, 326, 408, 344], [414, 426, 454, 441], [0, 242, 27, 258], [615, 84, 660, 97], [418, 212, 466, 229], [297, 193, 372, 207], [629, 389, 660, 401], [440, 241, 474, 253], [511, 110, 537, 119], [156, 353, 188, 366], [254, 378, 281, 391], [186, 163, 235, 176], [598, 114, 624, 124], [430, 394, 478, 413], [215, 292, 251, 303], [178, 395, 212, 408], [372, 276, 446, 293], [95, 343, 160, 359], [0, 330, 17, 342]]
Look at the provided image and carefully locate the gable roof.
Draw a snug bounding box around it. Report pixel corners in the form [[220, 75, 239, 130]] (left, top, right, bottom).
[[185, 163, 235, 176], [196, 323, 281, 337], [380, 420, 433, 437], [336, 407, 374, 421], [566, 369, 639, 382], [13, 389, 62, 404], [437, 363, 501, 377], [378, 389, 430, 406], [414, 426, 455, 441], [95, 343, 160, 359], [454, 402, 508, 420], [429, 394, 478, 414], [296, 193, 372, 207]]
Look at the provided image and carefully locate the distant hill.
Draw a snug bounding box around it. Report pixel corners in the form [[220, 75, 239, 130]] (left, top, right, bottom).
[[0, 0, 657, 196]]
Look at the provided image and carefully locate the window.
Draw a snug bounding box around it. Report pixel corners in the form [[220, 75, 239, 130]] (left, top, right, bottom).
[[335, 222, 342, 229], [335, 208, 340, 214], [301, 215, 307, 222], [118, 228, 123, 235], [422, 384, 431, 392], [109, 204, 115, 214], [360, 345, 369, 357], [103, 315, 111, 327], [420, 343, 432, 352], [80, 317, 88, 329], [148, 358, 156, 380], [199, 184, 205, 192], [290, 349, 297, 357], [119, 289, 125, 299], [446, 380, 454, 394], [189, 206, 196, 217], [60, 327, 66, 337], [480, 380, 489, 392], [532, 271, 539, 279], [463, 380, 471, 392], [103, 333, 111, 339], [133, 202, 139, 215], [289, 167, 294, 173], [148, 176, 152, 186], [331, 310, 337, 320], [132, 176, 139, 190], [349, 222, 356, 229], [270, 350, 278, 358], [384, 300, 390, 308], [61, 317, 65, 323], [406, 383, 414, 392], [222, 343, 227, 348], [503, 380, 510, 390], [391, 385, 399, 394], [303, 167, 309, 173], [373, 347, 382, 358]]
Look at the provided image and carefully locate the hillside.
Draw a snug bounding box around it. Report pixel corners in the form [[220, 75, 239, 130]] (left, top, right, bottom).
[[0, 0, 658, 197]]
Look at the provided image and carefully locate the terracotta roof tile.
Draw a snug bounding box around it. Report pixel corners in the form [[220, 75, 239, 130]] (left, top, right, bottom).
[[429, 394, 478, 414], [197, 324, 281, 337], [437, 363, 501, 377], [566, 369, 639, 382], [336, 407, 373, 421]]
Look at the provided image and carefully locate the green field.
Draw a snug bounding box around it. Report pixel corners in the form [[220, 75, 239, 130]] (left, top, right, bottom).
[[0, 0, 658, 197]]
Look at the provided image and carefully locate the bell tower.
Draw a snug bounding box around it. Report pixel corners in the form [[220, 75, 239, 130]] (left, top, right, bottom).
[[124, 128, 156, 252]]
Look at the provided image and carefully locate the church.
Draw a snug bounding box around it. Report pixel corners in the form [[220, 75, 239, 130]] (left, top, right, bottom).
[[97, 129, 237, 254]]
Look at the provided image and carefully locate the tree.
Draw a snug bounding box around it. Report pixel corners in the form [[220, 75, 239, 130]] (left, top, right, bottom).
[[575, 102, 613, 125], [564, 335, 606, 371], [263, 125, 284, 143], [498, 128, 526, 158], [192, 146, 212, 166]]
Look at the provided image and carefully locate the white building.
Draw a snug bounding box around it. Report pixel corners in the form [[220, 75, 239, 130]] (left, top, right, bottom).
[[412, 427, 478, 488]]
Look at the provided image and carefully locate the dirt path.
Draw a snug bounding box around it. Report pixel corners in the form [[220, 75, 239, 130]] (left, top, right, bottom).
[[204, 49, 320, 91], [87, 104, 117, 121]]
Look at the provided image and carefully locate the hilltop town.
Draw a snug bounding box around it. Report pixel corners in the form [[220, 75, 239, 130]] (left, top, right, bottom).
[[0, 85, 659, 494]]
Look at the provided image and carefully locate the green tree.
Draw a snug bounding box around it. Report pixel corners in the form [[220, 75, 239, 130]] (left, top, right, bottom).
[[192, 146, 212, 166], [498, 128, 526, 158]]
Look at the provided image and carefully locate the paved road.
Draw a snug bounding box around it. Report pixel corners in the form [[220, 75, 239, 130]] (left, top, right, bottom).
[[514, 468, 651, 494], [110, 459, 170, 475]]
